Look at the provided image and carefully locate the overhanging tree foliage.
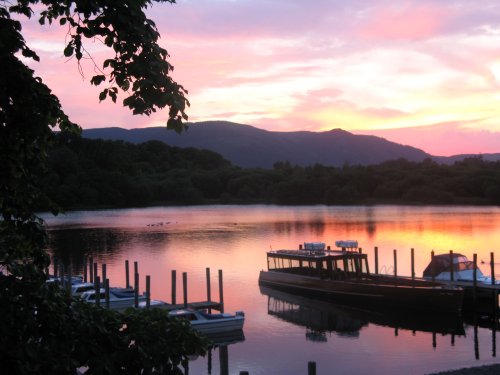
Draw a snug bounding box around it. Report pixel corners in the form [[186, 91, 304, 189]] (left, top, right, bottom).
[[0, 1, 206, 374]]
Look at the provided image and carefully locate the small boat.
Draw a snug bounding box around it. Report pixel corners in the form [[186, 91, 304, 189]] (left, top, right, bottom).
[[423, 253, 499, 284], [79, 288, 147, 310], [168, 309, 245, 334], [71, 282, 96, 297], [259, 241, 464, 313]]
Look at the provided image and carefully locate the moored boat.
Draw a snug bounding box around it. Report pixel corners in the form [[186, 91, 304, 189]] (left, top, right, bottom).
[[423, 253, 499, 284], [168, 309, 245, 334], [259, 242, 464, 313], [79, 288, 147, 310]]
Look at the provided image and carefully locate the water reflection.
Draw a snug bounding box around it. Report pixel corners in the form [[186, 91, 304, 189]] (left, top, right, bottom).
[[42, 205, 500, 374], [186, 331, 245, 375], [260, 286, 465, 342]]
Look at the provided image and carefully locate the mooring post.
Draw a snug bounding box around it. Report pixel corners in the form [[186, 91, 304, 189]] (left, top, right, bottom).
[[105, 279, 110, 309], [95, 276, 101, 308], [134, 272, 139, 308], [219, 269, 224, 313], [431, 251, 435, 282], [411, 248, 415, 280], [171, 270, 177, 305], [393, 249, 397, 277], [83, 256, 88, 282], [146, 275, 151, 308], [450, 250, 454, 281], [89, 256, 94, 283], [53, 257, 58, 278], [432, 332, 436, 348], [374, 246, 379, 274], [93, 263, 98, 285], [206, 267, 212, 302], [182, 272, 188, 308], [134, 261, 138, 279], [67, 263, 73, 296], [473, 254, 478, 305], [358, 247, 362, 254], [308, 361, 317, 375], [491, 252, 495, 285], [102, 264, 107, 289], [59, 263, 64, 287], [125, 260, 130, 288]]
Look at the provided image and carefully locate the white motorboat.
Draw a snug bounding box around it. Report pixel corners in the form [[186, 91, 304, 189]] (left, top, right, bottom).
[[168, 309, 245, 334], [423, 253, 500, 284], [79, 288, 147, 310]]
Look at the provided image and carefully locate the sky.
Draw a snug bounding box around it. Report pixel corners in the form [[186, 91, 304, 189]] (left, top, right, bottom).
[[20, 0, 500, 156]]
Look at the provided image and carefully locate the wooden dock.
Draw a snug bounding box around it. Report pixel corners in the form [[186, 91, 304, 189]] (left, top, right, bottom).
[[52, 257, 226, 312]]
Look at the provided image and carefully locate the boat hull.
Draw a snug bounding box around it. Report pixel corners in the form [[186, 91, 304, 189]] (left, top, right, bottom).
[[259, 270, 463, 313]]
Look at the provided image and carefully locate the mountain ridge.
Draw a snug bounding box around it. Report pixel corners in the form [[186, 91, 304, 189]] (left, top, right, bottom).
[[82, 121, 498, 168]]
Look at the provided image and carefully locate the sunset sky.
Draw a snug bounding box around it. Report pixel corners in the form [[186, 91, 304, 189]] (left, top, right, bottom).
[[21, 0, 500, 156]]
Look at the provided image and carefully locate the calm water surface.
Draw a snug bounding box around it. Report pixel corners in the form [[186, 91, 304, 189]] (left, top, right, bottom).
[[42, 205, 500, 375]]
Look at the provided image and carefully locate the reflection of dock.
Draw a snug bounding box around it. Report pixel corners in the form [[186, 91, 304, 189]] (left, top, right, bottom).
[[260, 285, 465, 340], [265, 286, 366, 336], [261, 283, 500, 359]]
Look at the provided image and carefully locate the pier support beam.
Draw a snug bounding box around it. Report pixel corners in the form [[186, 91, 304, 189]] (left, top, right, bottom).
[[183, 272, 188, 308], [219, 269, 224, 313]]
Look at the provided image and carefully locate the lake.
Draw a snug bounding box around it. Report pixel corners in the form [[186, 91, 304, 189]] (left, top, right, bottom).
[[42, 205, 500, 374]]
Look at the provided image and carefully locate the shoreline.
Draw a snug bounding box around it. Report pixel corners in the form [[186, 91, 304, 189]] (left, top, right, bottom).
[[431, 364, 500, 374]]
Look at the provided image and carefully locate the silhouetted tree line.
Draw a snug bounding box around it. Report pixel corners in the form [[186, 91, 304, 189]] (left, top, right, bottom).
[[41, 134, 500, 209]]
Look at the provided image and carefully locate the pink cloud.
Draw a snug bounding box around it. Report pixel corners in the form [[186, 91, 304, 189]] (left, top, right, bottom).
[[358, 3, 451, 41], [353, 121, 500, 156]]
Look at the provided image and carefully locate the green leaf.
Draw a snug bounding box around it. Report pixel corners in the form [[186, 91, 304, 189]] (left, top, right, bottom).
[[63, 45, 74, 57], [99, 90, 108, 101], [90, 75, 106, 86]]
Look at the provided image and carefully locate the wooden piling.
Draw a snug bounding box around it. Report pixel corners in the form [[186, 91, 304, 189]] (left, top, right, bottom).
[[59, 263, 64, 286], [491, 252, 495, 285], [95, 276, 101, 308], [102, 264, 107, 289], [393, 249, 397, 277], [105, 279, 110, 309], [374, 246, 379, 274], [206, 268, 212, 302], [431, 251, 435, 282], [83, 256, 88, 282], [358, 247, 362, 254], [134, 261, 138, 278], [473, 254, 478, 305], [411, 248, 415, 280], [219, 269, 224, 313], [183, 272, 188, 308], [93, 263, 98, 285], [134, 272, 139, 308], [67, 263, 72, 296], [171, 270, 177, 305], [53, 257, 58, 278], [308, 361, 317, 375], [125, 260, 130, 288], [449, 250, 454, 281], [146, 275, 151, 308], [89, 257, 94, 283]]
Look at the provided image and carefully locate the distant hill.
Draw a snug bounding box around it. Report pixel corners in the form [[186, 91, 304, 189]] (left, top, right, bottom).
[[83, 121, 432, 168], [433, 153, 500, 164]]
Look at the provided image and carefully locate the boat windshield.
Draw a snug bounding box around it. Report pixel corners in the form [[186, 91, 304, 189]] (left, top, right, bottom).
[[267, 250, 369, 279]]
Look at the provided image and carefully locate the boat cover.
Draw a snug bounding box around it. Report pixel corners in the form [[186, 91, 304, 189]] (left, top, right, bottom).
[[422, 253, 474, 278]]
